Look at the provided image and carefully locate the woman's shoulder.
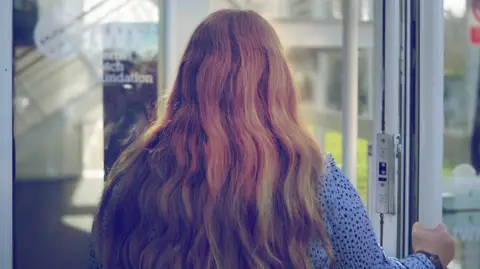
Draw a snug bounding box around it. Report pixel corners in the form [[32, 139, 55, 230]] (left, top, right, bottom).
[[319, 153, 350, 192], [322, 153, 337, 175], [309, 153, 347, 268], [318, 153, 363, 206]]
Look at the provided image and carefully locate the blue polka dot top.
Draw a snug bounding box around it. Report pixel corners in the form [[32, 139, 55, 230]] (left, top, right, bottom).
[[308, 154, 435, 268], [90, 154, 436, 268]]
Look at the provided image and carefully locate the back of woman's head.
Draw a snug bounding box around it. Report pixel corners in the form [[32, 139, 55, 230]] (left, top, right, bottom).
[[93, 9, 334, 269]]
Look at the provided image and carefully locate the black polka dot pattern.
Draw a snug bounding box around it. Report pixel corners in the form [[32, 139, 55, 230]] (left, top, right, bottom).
[[89, 244, 102, 269], [308, 154, 436, 268], [88, 154, 436, 269]]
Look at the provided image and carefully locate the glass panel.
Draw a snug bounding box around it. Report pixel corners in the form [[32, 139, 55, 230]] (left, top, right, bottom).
[[247, 0, 373, 201], [13, 0, 160, 268], [13, 0, 375, 267], [443, 1, 480, 268]]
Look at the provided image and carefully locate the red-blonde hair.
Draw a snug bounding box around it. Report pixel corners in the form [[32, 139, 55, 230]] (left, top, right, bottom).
[[92, 9, 334, 269]]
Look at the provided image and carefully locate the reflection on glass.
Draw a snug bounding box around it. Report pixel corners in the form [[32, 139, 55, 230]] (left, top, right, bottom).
[[102, 23, 158, 178], [12, 0, 376, 268], [286, 48, 372, 200], [13, 0, 159, 268]]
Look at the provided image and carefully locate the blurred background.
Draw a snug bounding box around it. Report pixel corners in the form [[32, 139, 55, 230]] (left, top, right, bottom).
[[11, 0, 479, 268]]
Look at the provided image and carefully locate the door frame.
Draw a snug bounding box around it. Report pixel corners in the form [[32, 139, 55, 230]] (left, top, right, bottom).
[[0, 0, 14, 267], [368, 0, 404, 257]]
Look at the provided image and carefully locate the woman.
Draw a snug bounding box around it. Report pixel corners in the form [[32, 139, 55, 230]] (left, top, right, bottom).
[[91, 9, 454, 269]]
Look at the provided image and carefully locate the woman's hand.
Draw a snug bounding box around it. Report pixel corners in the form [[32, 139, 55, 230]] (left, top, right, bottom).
[[412, 222, 455, 268]]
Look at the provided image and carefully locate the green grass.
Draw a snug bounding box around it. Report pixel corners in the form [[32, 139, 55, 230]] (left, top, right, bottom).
[[310, 131, 455, 203], [322, 131, 369, 201]]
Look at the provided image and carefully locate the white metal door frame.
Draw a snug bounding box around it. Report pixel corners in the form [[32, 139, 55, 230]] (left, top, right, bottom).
[[368, 0, 403, 257], [398, 0, 416, 257], [415, 0, 445, 230], [369, 0, 445, 258], [368, 0, 444, 257], [398, 0, 445, 255], [0, 0, 14, 267]]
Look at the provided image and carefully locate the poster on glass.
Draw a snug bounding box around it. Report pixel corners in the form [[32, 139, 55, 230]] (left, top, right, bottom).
[[102, 23, 158, 179]]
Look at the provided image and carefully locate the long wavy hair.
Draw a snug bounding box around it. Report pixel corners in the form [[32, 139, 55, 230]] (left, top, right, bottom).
[[92, 9, 335, 269]]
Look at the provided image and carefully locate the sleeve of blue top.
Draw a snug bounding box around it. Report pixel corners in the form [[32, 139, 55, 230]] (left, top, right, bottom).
[[319, 154, 436, 269]]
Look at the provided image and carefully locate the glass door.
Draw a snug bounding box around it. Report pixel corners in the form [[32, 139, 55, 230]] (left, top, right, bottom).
[[411, 0, 480, 268], [6, 0, 379, 268], [8, 0, 217, 268], [11, 0, 166, 268]]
